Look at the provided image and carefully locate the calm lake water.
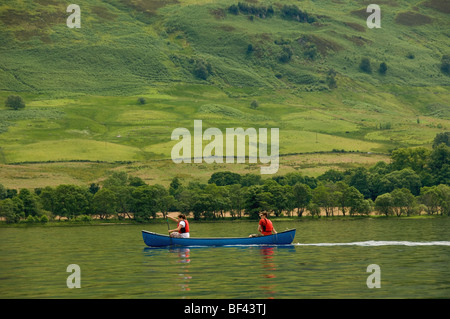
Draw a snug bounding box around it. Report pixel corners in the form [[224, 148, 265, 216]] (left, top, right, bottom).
[[0, 218, 449, 299]]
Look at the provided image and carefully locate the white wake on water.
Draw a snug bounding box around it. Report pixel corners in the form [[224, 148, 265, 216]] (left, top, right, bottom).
[[294, 240, 450, 247]]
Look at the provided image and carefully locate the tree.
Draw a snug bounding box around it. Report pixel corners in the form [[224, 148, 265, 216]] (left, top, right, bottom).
[[419, 186, 441, 215], [369, 161, 391, 175], [193, 60, 212, 80], [359, 57, 372, 73], [326, 68, 337, 89], [11, 197, 25, 220], [103, 171, 129, 188], [240, 173, 262, 187], [379, 168, 422, 196], [432, 132, 450, 148], [292, 183, 312, 217], [169, 177, 183, 199], [303, 42, 318, 60], [391, 147, 431, 172], [157, 194, 176, 219], [357, 199, 374, 216], [247, 44, 254, 54], [88, 183, 100, 195], [18, 188, 40, 217], [279, 45, 293, 63], [111, 186, 134, 219], [131, 185, 160, 221], [312, 185, 338, 217], [428, 144, 450, 185], [250, 100, 259, 109], [284, 185, 297, 217], [93, 188, 117, 219], [390, 188, 415, 217], [39, 186, 56, 216], [0, 184, 6, 200], [263, 180, 288, 217], [227, 184, 245, 218], [379, 62, 387, 75], [440, 54, 450, 75], [435, 184, 450, 216], [208, 171, 241, 186], [375, 193, 393, 216], [344, 185, 366, 216], [176, 189, 196, 217], [244, 185, 273, 219], [318, 169, 344, 183], [349, 167, 371, 198], [0, 198, 20, 223], [190, 192, 210, 220], [228, 4, 239, 15], [420, 184, 450, 215], [5, 95, 25, 110], [307, 202, 321, 218], [280, 5, 315, 23], [53, 185, 91, 219], [128, 176, 146, 187], [203, 184, 223, 218]]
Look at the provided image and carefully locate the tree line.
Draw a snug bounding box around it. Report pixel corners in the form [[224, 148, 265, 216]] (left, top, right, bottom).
[[0, 133, 448, 223]]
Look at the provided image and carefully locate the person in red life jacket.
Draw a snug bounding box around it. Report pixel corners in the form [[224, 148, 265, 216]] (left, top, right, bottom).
[[250, 212, 277, 237], [168, 213, 190, 238]]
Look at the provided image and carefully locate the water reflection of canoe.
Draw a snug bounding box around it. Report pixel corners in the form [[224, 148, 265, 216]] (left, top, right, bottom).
[[142, 229, 296, 247]]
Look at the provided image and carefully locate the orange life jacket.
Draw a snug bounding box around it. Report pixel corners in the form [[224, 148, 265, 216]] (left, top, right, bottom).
[[260, 218, 273, 235], [178, 219, 189, 233]]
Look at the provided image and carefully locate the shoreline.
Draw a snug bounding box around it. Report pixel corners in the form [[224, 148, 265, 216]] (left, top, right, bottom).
[[0, 214, 446, 228]]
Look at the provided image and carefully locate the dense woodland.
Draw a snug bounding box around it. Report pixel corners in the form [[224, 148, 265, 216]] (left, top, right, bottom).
[[0, 133, 449, 224]]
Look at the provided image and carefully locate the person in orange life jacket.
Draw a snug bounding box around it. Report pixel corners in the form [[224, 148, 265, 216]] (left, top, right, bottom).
[[249, 212, 277, 237], [168, 213, 190, 238]]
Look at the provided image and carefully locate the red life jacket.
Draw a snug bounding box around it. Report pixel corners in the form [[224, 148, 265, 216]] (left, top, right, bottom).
[[260, 218, 273, 235], [178, 219, 189, 233]]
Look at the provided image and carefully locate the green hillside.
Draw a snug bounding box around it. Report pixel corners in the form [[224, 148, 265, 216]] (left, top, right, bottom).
[[0, 0, 449, 186]]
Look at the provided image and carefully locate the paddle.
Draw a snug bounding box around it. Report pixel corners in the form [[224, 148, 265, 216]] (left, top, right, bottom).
[[166, 215, 173, 245]]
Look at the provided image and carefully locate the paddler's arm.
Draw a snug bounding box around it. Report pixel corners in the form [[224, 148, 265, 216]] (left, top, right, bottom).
[[167, 215, 178, 222], [168, 224, 182, 233]]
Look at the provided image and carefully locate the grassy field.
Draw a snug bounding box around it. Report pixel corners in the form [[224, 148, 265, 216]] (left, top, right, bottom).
[[0, 152, 390, 189], [0, 0, 449, 189]]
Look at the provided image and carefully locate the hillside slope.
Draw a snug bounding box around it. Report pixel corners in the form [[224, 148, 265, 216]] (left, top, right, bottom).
[[1, 0, 449, 93], [0, 0, 449, 173]]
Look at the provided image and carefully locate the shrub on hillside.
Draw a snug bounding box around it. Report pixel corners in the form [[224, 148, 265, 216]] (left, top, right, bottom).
[[193, 60, 212, 80], [441, 55, 450, 75], [280, 4, 315, 23], [303, 43, 318, 60], [5, 95, 25, 110], [326, 69, 337, 89], [250, 100, 259, 109], [279, 46, 293, 63], [379, 62, 387, 75], [359, 57, 372, 73]]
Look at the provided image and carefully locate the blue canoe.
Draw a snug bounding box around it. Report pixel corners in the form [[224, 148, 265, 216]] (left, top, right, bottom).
[[142, 229, 296, 247]]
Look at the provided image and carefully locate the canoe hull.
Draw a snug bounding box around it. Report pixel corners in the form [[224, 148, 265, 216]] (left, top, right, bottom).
[[142, 229, 296, 247]]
